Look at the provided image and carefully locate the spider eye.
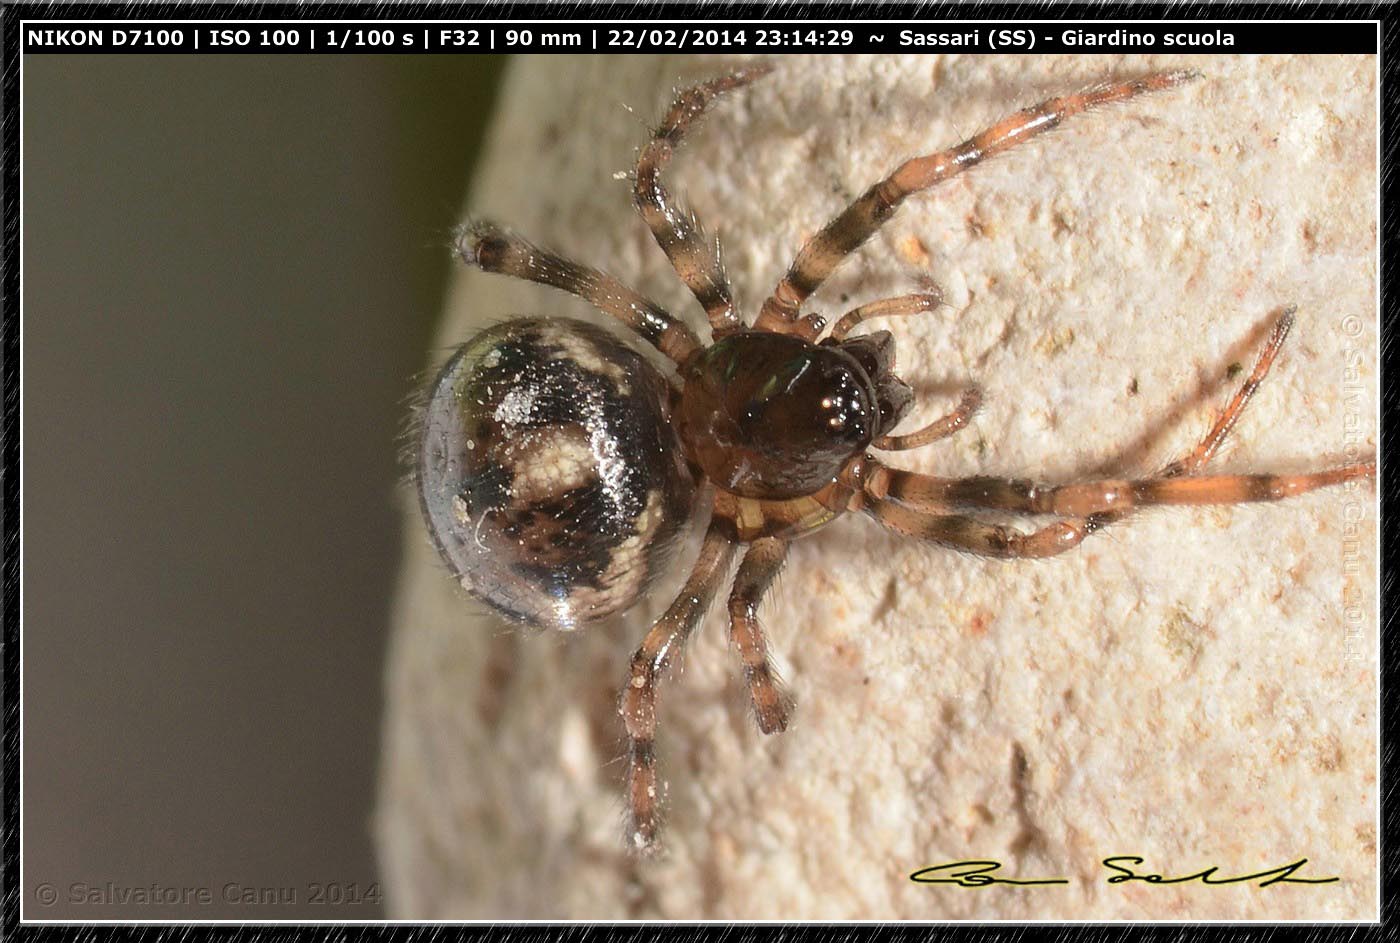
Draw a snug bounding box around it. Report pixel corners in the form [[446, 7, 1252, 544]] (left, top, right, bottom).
[[681, 334, 878, 499], [814, 360, 874, 445]]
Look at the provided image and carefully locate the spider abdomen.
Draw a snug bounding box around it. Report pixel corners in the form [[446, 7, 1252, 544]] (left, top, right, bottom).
[[417, 318, 695, 631]]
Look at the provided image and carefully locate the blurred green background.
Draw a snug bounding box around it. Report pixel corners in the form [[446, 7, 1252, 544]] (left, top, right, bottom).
[[22, 54, 507, 919]]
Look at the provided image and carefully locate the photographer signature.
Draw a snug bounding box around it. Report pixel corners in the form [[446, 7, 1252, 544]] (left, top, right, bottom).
[[910, 857, 1338, 888]]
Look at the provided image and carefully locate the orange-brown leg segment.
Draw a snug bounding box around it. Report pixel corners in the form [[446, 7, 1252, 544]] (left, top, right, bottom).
[[864, 453, 1375, 560], [618, 524, 737, 852], [866, 504, 1095, 559], [754, 70, 1199, 333], [866, 460, 1375, 520], [829, 292, 943, 342], [866, 305, 1376, 523], [1160, 306, 1296, 478], [727, 538, 793, 735], [866, 452, 1376, 558], [875, 387, 983, 452], [634, 65, 772, 338]]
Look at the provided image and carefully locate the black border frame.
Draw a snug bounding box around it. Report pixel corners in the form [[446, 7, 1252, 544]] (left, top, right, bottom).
[[1, 1, 1392, 936]]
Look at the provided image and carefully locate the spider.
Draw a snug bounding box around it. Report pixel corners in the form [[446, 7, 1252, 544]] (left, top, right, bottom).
[[415, 64, 1376, 852]]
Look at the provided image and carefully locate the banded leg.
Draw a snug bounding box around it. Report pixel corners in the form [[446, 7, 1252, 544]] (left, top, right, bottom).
[[864, 305, 1375, 521], [618, 524, 738, 852], [1031, 305, 1302, 530], [755, 70, 1199, 333], [867, 460, 1375, 521], [727, 538, 793, 734], [457, 220, 701, 365], [634, 65, 772, 338], [875, 387, 983, 452], [865, 447, 1374, 559]]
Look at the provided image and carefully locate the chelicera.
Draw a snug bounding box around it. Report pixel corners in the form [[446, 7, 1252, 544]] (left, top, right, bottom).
[[416, 65, 1376, 852]]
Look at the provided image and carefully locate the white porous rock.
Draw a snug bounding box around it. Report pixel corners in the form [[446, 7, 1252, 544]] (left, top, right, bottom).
[[379, 55, 1377, 919]]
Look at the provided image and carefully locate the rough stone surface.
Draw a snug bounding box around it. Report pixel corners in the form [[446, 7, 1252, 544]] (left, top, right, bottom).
[[377, 54, 1378, 919]]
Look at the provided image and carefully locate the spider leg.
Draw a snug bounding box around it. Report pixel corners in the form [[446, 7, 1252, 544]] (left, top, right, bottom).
[[754, 70, 1199, 334], [866, 459, 1375, 520], [864, 450, 1374, 559], [1160, 306, 1295, 478], [829, 292, 944, 342], [618, 523, 737, 852], [864, 304, 1376, 521], [727, 538, 793, 735], [457, 220, 701, 365], [866, 505, 1097, 559], [875, 387, 983, 452], [634, 64, 773, 339]]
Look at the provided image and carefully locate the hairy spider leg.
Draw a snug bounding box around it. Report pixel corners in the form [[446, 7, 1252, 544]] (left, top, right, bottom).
[[618, 524, 738, 852], [876, 387, 984, 452], [754, 70, 1200, 334], [997, 305, 1305, 536], [457, 220, 701, 365], [727, 538, 793, 735], [634, 64, 774, 338], [1159, 306, 1296, 478], [863, 297, 1297, 457], [858, 308, 1376, 559], [828, 292, 944, 341], [863, 461, 1374, 559]]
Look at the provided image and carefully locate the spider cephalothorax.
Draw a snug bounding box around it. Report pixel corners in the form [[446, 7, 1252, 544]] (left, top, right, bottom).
[[678, 329, 913, 500], [416, 64, 1375, 852]]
